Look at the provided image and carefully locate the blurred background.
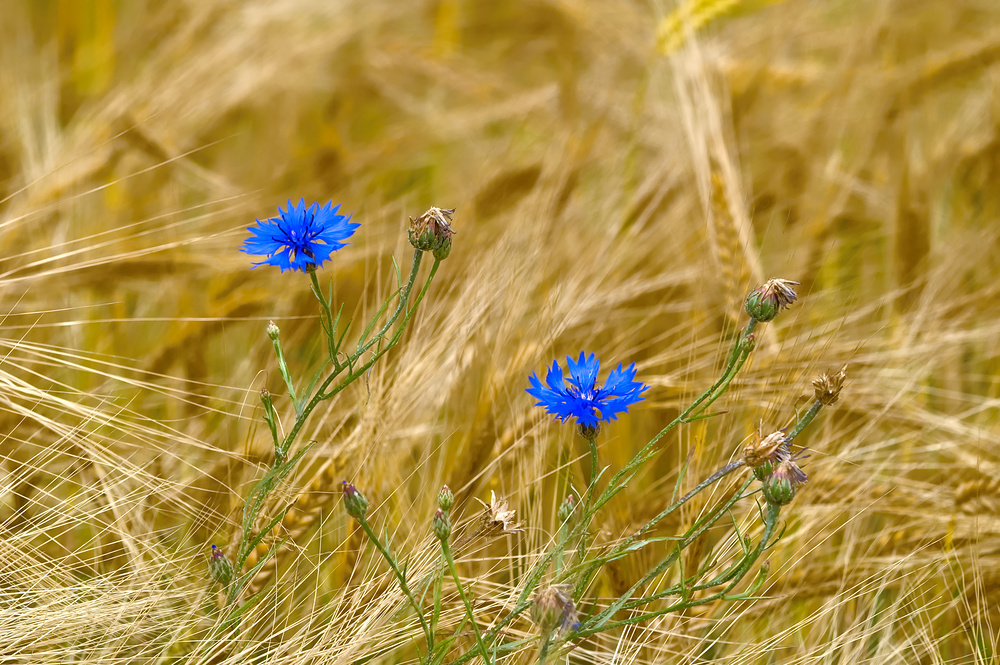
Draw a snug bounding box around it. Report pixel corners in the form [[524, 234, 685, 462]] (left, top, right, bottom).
[[1, 0, 999, 662]]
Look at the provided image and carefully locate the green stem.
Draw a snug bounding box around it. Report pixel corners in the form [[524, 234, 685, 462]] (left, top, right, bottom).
[[585, 477, 755, 630], [359, 517, 434, 657], [442, 540, 491, 665], [278, 252, 433, 457], [573, 502, 779, 638], [572, 460, 745, 599], [787, 399, 823, 442], [309, 271, 338, 364]]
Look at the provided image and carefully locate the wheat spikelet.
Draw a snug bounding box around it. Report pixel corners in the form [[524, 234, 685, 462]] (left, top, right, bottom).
[[709, 170, 753, 323], [657, 0, 791, 55], [955, 478, 1000, 516]]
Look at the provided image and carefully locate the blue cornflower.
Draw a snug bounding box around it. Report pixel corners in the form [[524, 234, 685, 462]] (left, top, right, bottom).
[[241, 199, 359, 272], [527, 352, 647, 428]]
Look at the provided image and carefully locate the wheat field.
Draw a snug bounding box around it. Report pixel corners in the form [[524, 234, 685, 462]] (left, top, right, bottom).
[[0, 0, 998, 662]]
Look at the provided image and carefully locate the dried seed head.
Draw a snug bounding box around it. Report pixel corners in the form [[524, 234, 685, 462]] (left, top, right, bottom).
[[744, 278, 800, 322], [531, 585, 579, 634], [743, 426, 791, 480], [472, 490, 522, 539], [408, 207, 456, 259], [208, 545, 234, 586], [341, 481, 369, 521], [813, 365, 848, 406], [761, 458, 808, 506]]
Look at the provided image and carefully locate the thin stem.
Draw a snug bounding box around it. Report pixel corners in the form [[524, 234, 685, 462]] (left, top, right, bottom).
[[442, 540, 491, 665], [444, 601, 532, 665], [585, 477, 755, 630], [572, 502, 780, 638], [308, 271, 337, 363], [359, 517, 434, 657], [572, 460, 745, 599], [586, 437, 598, 505], [787, 399, 823, 442], [278, 252, 432, 457]]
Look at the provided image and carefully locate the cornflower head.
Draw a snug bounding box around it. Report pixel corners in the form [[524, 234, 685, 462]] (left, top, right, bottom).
[[527, 352, 647, 431], [761, 455, 808, 506], [745, 278, 800, 322], [207, 545, 234, 586], [242, 199, 358, 272], [474, 491, 522, 538], [813, 365, 848, 406], [743, 425, 791, 481], [531, 584, 580, 635], [408, 207, 456, 260]]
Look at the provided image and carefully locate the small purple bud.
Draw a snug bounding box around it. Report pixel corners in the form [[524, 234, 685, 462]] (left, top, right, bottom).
[[432, 508, 452, 541], [342, 481, 369, 520], [208, 544, 234, 586]]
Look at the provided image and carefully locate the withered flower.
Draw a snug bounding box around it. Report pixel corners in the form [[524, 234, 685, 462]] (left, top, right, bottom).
[[473, 490, 523, 538], [742, 426, 791, 481], [745, 278, 800, 322], [812, 365, 848, 406], [408, 207, 456, 259]]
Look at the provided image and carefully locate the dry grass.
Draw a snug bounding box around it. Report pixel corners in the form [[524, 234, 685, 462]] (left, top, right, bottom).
[[1, 0, 999, 662]]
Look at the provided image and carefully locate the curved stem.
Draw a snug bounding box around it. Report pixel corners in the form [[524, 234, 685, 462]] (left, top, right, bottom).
[[359, 517, 434, 657], [442, 540, 491, 665]]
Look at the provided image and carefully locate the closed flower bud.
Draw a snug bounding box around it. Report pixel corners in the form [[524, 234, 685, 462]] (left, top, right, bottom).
[[761, 459, 808, 506], [266, 320, 280, 340], [557, 494, 577, 525], [812, 365, 847, 406], [745, 279, 800, 322], [438, 485, 454, 512], [432, 508, 452, 541], [408, 207, 456, 258], [341, 481, 369, 520], [531, 585, 579, 634], [208, 545, 234, 586]]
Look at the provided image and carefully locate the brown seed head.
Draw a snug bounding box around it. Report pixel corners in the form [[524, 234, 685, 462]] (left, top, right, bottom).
[[743, 427, 789, 469], [812, 365, 847, 406]]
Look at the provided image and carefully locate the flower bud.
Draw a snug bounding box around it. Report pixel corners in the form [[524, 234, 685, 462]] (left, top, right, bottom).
[[341, 481, 369, 520], [437, 485, 454, 512], [557, 494, 577, 525], [761, 459, 808, 506], [266, 320, 280, 340], [812, 365, 848, 406], [432, 508, 452, 541], [408, 207, 455, 258], [208, 545, 234, 586], [744, 279, 800, 322], [531, 585, 578, 634]]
